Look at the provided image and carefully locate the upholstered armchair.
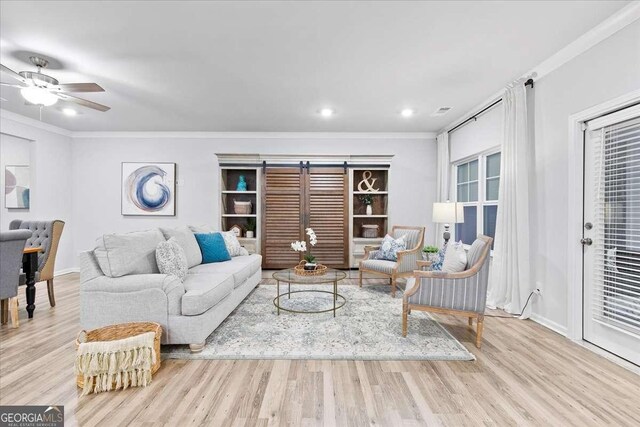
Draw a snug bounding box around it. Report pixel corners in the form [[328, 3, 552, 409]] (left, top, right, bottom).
[[1, 230, 32, 327], [403, 235, 493, 348], [359, 225, 425, 297], [9, 220, 65, 307]]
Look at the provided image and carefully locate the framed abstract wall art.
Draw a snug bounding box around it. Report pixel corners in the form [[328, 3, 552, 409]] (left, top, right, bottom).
[[121, 162, 176, 216], [5, 165, 30, 209]]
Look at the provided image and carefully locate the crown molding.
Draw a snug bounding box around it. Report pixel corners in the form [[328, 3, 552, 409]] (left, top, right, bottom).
[[0, 109, 437, 139], [0, 109, 73, 137], [70, 131, 437, 140], [440, 1, 640, 134]]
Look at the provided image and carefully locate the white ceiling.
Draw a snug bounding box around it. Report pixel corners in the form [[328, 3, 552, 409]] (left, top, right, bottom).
[[0, 1, 629, 132]]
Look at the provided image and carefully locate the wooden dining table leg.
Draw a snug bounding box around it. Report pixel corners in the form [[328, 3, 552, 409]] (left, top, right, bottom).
[[23, 251, 38, 319]]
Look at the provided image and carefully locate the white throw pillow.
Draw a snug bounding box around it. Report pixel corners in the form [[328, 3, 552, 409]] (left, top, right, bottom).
[[155, 237, 188, 282], [220, 231, 249, 256], [442, 241, 468, 273]]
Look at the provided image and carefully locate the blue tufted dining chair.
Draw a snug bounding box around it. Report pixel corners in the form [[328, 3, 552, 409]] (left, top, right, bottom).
[[9, 220, 65, 307], [1, 229, 32, 327]]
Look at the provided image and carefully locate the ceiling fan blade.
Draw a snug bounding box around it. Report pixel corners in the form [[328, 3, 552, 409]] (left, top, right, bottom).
[[51, 82, 105, 93], [1, 64, 28, 85], [56, 93, 110, 112], [0, 82, 23, 88]]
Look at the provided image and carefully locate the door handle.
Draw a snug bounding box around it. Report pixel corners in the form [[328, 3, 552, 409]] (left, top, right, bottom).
[[580, 238, 593, 246]]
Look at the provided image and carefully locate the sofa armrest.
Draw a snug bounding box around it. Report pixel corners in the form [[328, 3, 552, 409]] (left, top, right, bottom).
[[82, 274, 185, 297], [81, 274, 185, 319]]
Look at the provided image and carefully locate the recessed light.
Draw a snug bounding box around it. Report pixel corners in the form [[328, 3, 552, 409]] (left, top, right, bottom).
[[319, 108, 335, 118], [400, 108, 415, 118], [63, 108, 77, 116]]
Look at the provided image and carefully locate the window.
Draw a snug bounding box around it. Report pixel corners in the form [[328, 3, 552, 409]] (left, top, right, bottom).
[[454, 151, 500, 247]]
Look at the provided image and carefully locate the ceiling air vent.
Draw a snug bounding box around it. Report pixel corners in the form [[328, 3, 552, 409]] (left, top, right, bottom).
[[431, 106, 452, 117]]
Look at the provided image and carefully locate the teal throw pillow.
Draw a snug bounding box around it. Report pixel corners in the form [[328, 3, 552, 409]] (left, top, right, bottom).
[[194, 233, 231, 263]]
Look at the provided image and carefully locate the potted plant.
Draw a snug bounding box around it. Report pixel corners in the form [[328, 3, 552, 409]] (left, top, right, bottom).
[[422, 245, 440, 262], [359, 194, 374, 216], [291, 228, 318, 270], [245, 217, 256, 238]]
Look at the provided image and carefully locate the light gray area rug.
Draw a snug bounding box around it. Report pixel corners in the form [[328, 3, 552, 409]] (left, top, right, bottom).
[[162, 283, 475, 361]]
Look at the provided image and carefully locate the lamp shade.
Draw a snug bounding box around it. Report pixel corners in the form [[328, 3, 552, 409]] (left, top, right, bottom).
[[432, 202, 464, 223]]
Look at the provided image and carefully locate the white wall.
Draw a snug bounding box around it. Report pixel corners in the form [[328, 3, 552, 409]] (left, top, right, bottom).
[[1, 133, 31, 210], [0, 116, 75, 272], [71, 136, 437, 256], [529, 20, 640, 330]]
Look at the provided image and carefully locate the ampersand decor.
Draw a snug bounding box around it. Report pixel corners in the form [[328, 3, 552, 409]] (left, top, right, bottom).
[[357, 170, 380, 192]]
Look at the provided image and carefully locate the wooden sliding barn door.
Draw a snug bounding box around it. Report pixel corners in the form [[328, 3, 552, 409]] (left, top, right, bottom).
[[262, 167, 304, 269], [262, 165, 349, 269], [306, 167, 349, 268]]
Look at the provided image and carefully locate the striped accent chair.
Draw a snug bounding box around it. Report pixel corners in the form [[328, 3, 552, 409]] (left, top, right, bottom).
[[403, 235, 493, 348], [359, 225, 425, 298]]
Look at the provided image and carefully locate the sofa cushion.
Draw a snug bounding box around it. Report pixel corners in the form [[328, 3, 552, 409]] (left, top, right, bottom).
[[189, 224, 216, 233], [194, 233, 231, 263], [361, 259, 396, 275], [156, 238, 188, 282], [94, 229, 165, 278], [188, 254, 262, 288], [181, 273, 234, 316], [160, 226, 202, 268]]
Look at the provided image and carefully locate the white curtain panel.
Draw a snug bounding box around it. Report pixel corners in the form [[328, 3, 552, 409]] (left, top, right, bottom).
[[487, 83, 532, 318], [435, 132, 450, 245]]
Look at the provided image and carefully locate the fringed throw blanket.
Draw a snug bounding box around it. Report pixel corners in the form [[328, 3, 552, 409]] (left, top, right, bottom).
[[75, 331, 156, 395]]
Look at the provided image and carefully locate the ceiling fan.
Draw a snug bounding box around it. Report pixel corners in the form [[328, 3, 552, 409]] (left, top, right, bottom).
[[0, 56, 110, 112]]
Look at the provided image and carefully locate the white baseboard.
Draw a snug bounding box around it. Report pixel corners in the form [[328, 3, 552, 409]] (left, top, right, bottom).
[[530, 313, 568, 336], [55, 267, 80, 277]]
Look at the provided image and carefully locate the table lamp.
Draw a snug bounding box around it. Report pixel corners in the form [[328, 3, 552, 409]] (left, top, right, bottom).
[[432, 201, 464, 245]]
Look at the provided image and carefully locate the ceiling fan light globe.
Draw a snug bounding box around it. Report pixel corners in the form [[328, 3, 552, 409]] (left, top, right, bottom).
[[20, 86, 58, 106]]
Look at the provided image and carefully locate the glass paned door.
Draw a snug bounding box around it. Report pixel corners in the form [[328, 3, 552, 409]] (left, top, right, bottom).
[[583, 109, 640, 366]]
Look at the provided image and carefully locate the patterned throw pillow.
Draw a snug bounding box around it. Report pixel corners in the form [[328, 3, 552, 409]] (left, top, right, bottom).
[[372, 234, 407, 261], [430, 244, 447, 271], [220, 231, 249, 257], [155, 237, 188, 281]]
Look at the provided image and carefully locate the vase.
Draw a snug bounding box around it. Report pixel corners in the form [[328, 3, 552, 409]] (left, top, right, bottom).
[[427, 253, 440, 263], [366, 204, 373, 216], [246, 231, 254, 238], [236, 175, 248, 191], [304, 262, 317, 271]]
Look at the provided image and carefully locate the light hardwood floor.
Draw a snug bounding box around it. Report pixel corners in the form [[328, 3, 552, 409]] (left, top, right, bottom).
[[1, 273, 639, 426]]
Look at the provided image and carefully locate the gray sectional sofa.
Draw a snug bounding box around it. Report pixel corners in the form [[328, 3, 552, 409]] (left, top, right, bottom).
[[79, 226, 262, 352]]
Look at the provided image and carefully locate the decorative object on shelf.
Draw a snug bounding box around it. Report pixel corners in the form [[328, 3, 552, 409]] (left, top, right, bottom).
[[236, 175, 248, 191], [361, 224, 379, 238], [121, 162, 175, 216], [291, 228, 318, 270], [75, 322, 162, 395], [359, 194, 374, 215], [233, 199, 252, 214], [293, 260, 328, 276], [432, 201, 464, 244], [245, 217, 256, 239], [422, 245, 440, 262], [5, 165, 30, 209], [357, 170, 380, 192], [228, 224, 242, 237]]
